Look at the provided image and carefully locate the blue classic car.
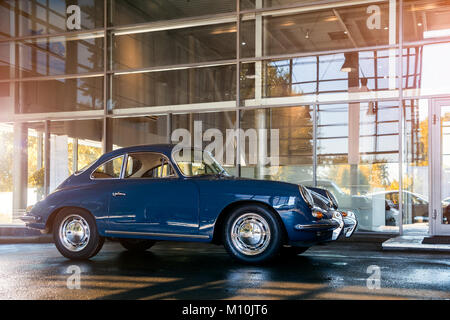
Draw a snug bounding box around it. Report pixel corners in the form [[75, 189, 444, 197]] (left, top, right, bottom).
[[21, 144, 356, 263]]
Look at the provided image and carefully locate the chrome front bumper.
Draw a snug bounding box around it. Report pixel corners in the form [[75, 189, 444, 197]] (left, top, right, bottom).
[[20, 214, 41, 223], [331, 211, 345, 240], [342, 212, 358, 238], [294, 215, 343, 241], [292, 210, 357, 245], [331, 210, 358, 240]]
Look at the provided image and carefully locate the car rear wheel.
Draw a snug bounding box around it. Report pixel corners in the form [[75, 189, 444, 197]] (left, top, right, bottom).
[[223, 205, 283, 264], [53, 208, 104, 260], [119, 238, 156, 252]]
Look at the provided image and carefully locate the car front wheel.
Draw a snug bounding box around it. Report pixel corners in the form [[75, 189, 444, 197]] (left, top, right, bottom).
[[53, 208, 104, 260], [223, 205, 283, 264], [119, 238, 156, 252]]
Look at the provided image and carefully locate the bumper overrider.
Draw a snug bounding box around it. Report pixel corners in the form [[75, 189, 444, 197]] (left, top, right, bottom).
[[341, 211, 358, 238]]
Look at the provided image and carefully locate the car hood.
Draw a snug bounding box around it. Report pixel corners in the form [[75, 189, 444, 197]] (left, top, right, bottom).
[[190, 175, 301, 195]]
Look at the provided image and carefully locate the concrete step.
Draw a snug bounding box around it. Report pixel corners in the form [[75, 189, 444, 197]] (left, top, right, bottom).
[[382, 235, 450, 252]]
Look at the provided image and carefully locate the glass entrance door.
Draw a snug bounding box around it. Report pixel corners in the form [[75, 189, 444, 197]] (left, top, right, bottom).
[[430, 99, 450, 235]]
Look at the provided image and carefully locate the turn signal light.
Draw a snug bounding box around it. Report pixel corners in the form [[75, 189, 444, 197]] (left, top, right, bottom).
[[341, 211, 348, 217], [312, 211, 324, 219]]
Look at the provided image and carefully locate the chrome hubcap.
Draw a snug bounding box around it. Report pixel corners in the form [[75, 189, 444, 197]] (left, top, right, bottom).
[[231, 213, 271, 256], [59, 214, 90, 252]]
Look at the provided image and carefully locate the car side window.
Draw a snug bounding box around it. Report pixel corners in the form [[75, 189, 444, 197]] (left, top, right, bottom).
[[91, 156, 124, 179], [125, 152, 176, 179]]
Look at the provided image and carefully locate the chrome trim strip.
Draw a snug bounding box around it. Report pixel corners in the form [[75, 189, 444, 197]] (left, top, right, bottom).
[[104, 230, 210, 239], [20, 215, 40, 223], [294, 221, 340, 231], [120, 153, 128, 179], [96, 215, 136, 220]]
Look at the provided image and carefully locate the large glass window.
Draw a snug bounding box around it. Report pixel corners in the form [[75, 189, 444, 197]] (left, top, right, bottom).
[[317, 101, 400, 232], [241, 0, 331, 10], [258, 49, 400, 103], [26, 122, 45, 207], [403, 99, 429, 233], [15, 34, 104, 78], [171, 111, 237, 175], [111, 116, 168, 149], [243, 1, 396, 58], [403, 0, 450, 42], [110, 0, 236, 26], [4, 122, 46, 223], [403, 43, 450, 97], [0, 123, 13, 223], [112, 65, 235, 110], [17, 76, 103, 113], [402, 1, 450, 98], [0, 42, 15, 80], [1, 0, 104, 38], [49, 119, 103, 190], [112, 24, 236, 70], [240, 106, 314, 183]]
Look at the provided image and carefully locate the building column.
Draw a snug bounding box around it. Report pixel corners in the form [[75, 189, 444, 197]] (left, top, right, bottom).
[[12, 123, 28, 220], [346, 52, 360, 199], [102, 117, 113, 153], [44, 121, 50, 197], [36, 131, 44, 201], [254, 0, 268, 180], [72, 138, 78, 173], [49, 134, 69, 193], [166, 113, 172, 144]]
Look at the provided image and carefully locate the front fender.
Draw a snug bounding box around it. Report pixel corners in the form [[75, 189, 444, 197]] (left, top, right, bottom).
[[24, 185, 110, 234]]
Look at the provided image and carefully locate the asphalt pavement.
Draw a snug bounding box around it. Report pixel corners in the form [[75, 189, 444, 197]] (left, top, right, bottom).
[[0, 240, 449, 300]]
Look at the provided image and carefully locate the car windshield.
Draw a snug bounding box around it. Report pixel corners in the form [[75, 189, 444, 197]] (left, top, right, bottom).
[[173, 148, 229, 177]]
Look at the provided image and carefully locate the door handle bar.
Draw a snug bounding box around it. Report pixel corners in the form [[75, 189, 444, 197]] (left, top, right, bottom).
[[112, 192, 126, 197]]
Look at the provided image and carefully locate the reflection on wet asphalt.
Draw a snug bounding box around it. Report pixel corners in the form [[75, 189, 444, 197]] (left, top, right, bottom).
[[0, 241, 449, 299]]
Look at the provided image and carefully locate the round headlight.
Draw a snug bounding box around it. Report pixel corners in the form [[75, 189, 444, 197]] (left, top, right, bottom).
[[346, 211, 356, 219], [326, 190, 339, 209], [299, 185, 315, 208]]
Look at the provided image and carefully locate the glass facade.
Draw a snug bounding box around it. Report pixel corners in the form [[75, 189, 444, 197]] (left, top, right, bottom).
[[1, 0, 449, 236]]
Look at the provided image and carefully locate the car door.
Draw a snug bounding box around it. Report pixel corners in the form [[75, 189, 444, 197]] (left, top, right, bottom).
[[106, 152, 200, 236]]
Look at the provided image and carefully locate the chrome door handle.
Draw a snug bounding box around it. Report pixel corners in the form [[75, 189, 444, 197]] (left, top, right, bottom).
[[112, 192, 126, 197]]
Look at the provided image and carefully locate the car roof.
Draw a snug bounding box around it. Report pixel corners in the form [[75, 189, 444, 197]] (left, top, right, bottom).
[[101, 144, 178, 160]]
